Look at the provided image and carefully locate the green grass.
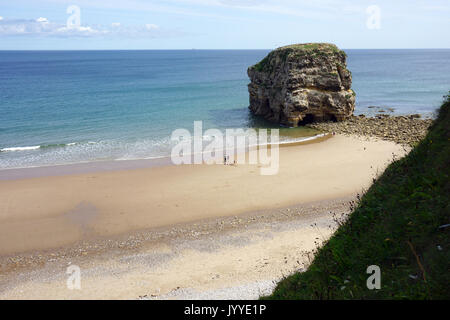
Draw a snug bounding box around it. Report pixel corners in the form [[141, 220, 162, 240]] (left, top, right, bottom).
[[254, 55, 272, 72], [263, 94, 450, 300], [252, 43, 346, 73], [278, 43, 341, 53]]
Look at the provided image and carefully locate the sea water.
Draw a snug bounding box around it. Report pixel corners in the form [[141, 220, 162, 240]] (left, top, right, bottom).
[[0, 49, 449, 169]]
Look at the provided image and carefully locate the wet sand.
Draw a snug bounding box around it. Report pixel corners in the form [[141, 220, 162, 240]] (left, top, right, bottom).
[[0, 135, 404, 255]]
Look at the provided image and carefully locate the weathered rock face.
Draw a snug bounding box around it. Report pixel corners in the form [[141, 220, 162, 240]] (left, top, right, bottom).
[[248, 43, 355, 127]]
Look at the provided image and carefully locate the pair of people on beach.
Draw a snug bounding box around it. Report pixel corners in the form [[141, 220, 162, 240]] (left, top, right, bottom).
[[223, 155, 236, 166]]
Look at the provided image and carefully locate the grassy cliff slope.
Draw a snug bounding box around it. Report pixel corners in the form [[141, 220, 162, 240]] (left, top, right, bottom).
[[264, 95, 450, 299]]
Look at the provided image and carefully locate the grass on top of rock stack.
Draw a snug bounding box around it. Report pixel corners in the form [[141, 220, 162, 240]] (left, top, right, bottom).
[[278, 42, 344, 55], [263, 94, 450, 300], [252, 43, 345, 72]]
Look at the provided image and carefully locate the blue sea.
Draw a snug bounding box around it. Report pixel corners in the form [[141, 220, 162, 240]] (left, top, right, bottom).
[[0, 49, 449, 169]]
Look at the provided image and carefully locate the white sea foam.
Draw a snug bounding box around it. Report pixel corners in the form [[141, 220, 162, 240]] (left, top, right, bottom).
[[1, 145, 41, 152], [278, 133, 327, 145], [0, 133, 327, 169], [1, 142, 82, 153]]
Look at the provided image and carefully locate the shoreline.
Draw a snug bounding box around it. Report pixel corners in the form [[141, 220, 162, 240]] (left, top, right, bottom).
[[0, 133, 329, 181], [1, 110, 433, 179]]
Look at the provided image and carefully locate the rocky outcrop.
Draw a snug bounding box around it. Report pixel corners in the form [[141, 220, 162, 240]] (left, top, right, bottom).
[[248, 43, 355, 127], [308, 114, 433, 146]]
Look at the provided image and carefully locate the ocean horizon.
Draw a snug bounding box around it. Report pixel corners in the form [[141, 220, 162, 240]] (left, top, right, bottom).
[[1, 49, 449, 169]]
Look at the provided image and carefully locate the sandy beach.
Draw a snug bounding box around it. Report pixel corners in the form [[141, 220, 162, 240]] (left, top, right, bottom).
[[0, 134, 406, 299], [0, 197, 353, 300]]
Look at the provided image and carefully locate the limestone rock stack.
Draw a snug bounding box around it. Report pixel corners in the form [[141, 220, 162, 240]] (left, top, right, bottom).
[[248, 43, 355, 127]]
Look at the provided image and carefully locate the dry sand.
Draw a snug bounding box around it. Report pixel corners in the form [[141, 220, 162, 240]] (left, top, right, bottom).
[[0, 134, 406, 299], [1, 197, 352, 300]]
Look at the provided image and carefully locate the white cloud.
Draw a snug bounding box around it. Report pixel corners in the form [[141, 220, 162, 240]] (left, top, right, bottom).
[[0, 16, 3, 21], [145, 24, 159, 30], [0, 17, 181, 38], [0, 18, 103, 37], [36, 17, 49, 23], [55, 25, 106, 36]]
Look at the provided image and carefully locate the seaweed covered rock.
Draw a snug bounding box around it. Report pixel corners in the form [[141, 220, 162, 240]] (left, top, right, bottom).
[[248, 43, 355, 127]]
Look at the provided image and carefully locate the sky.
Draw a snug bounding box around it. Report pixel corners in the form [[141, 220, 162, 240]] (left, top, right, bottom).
[[0, 0, 449, 50]]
